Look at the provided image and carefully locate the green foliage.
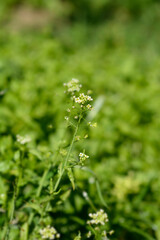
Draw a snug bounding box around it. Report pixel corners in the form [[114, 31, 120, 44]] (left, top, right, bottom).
[[0, 0, 159, 23], [0, 6, 160, 240]]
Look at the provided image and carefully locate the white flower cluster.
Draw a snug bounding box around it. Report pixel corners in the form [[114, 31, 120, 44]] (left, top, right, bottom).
[[73, 93, 93, 105], [64, 78, 82, 93], [87, 209, 108, 225], [39, 226, 60, 240], [79, 152, 89, 166], [16, 135, 31, 145]]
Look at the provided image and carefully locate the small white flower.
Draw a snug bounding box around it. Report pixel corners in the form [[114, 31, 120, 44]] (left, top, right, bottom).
[[64, 79, 82, 93], [56, 233, 60, 238], [87, 231, 92, 238], [102, 230, 107, 236], [109, 230, 114, 235], [88, 122, 97, 128], [82, 191, 88, 199], [84, 134, 88, 139], [16, 135, 31, 145], [39, 226, 60, 239], [74, 93, 93, 105], [79, 152, 89, 166], [75, 136, 81, 141], [89, 177, 95, 184], [87, 209, 108, 226], [0, 194, 5, 199], [86, 104, 93, 110]]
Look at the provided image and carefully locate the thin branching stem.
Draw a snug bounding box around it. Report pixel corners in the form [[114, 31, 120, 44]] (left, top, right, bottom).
[[54, 115, 82, 192], [28, 151, 59, 225]]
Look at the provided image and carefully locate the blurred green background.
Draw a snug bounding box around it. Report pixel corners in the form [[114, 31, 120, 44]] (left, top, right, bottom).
[[0, 0, 160, 239]]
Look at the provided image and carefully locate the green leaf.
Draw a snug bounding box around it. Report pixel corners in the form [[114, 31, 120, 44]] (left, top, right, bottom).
[[58, 163, 63, 177], [25, 202, 43, 215], [95, 180, 108, 208], [29, 149, 43, 160], [49, 178, 54, 194], [60, 189, 71, 201], [20, 222, 28, 240], [67, 167, 75, 190]]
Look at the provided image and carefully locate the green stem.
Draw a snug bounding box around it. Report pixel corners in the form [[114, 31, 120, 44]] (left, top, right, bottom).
[[28, 169, 50, 225], [4, 180, 18, 240], [28, 115, 81, 234], [28, 151, 59, 225], [17, 150, 24, 195], [86, 195, 97, 212], [33, 116, 82, 234], [37, 167, 50, 198], [4, 149, 24, 240], [54, 116, 81, 192]]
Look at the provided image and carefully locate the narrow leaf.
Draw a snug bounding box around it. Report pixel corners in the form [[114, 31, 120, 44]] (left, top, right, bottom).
[[96, 180, 108, 208], [67, 167, 75, 190], [20, 222, 28, 240]]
